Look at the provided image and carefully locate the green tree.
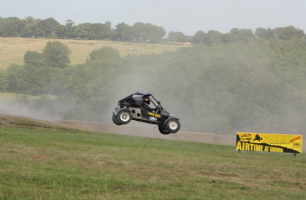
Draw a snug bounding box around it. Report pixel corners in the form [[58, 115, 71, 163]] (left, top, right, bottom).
[[274, 26, 305, 40], [89, 47, 121, 61], [73, 26, 85, 39], [6, 64, 27, 93], [37, 17, 60, 37], [0, 17, 4, 36], [25, 16, 35, 23], [42, 41, 71, 68], [55, 24, 67, 38], [229, 28, 255, 43], [191, 31, 206, 44], [20, 16, 42, 38], [24, 51, 43, 66], [0, 70, 8, 91], [255, 28, 275, 39], [63, 64, 95, 100], [167, 31, 187, 43], [65, 19, 75, 38], [21, 64, 46, 95], [0, 17, 25, 37], [92, 23, 112, 40], [145, 23, 166, 42], [78, 23, 95, 39], [113, 23, 132, 41], [105, 21, 111, 29], [205, 30, 223, 45], [130, 22, 166, 42]]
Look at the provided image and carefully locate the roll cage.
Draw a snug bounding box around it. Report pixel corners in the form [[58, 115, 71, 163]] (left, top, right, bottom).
[[146, 94, 162, 111], [118, 92, 162, 111]]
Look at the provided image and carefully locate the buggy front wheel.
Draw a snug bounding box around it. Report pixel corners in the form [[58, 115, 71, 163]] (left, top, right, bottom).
[[116, 110, 132, 124], [165, 119, 181, 133], [112, 114, 122, 125]]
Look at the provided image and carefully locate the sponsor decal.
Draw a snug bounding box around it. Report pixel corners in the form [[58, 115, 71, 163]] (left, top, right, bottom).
[[236, 132, 303, 153], [149, 116, 157, 121], [148, 112, 161, 118]]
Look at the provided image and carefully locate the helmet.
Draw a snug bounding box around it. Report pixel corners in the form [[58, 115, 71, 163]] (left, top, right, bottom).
[[144, 97, 151, 105]]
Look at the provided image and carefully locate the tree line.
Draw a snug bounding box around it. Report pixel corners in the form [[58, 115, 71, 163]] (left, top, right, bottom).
[[0, 16, 305, 44], [1, 36, 306, 136], [0, 16, 165, 42]]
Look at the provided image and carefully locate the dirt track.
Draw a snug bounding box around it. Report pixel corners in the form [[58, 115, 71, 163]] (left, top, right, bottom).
[[55, 120, 221, 145], [57, 120, 306, 153]]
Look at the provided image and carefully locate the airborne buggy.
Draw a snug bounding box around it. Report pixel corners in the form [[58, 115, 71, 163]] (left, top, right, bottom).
[[112, 92, 181, 135]]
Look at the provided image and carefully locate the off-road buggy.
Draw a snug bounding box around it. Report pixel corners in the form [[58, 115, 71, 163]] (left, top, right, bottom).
[[112, 92, 181, 135]]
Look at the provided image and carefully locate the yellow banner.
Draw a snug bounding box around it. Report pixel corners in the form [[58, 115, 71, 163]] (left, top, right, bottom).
[[236, 132, 303, 153]]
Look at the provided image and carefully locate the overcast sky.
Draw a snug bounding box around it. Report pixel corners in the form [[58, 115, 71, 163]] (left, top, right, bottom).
[[1, 0, 305, 36]]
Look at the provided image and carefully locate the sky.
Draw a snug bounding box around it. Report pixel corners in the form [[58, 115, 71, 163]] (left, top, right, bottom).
[[0, 0, 305, 36]]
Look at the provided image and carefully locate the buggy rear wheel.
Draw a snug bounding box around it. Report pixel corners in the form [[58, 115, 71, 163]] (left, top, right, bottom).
[[165, 119, 181, 133], [112, 114, 122, 125], [116, 110, 132, 124], [158, 125, 170, 135]]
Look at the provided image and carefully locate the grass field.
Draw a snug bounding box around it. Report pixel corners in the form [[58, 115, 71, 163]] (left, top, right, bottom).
[[0, 93, 16, 100], [0, 37, 189, 69], [0, 93, 56, 104], [0, 115, 306, 200]]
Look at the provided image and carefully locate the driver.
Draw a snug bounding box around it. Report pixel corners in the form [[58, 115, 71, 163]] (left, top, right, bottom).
[[143, 97, 157, 112]]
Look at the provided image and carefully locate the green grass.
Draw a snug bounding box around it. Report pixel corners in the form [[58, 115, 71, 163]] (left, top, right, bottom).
[[0, 93, 57, 104], [0, 93, 19, 104], [0, 37, 189, 69], [0, 115, 306, 199], [0, 93, 16, 100]]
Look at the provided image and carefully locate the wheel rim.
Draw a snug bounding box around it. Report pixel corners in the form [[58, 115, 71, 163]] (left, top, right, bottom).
[[120, 112, 130, 122], [169, 121, 178, 130]]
